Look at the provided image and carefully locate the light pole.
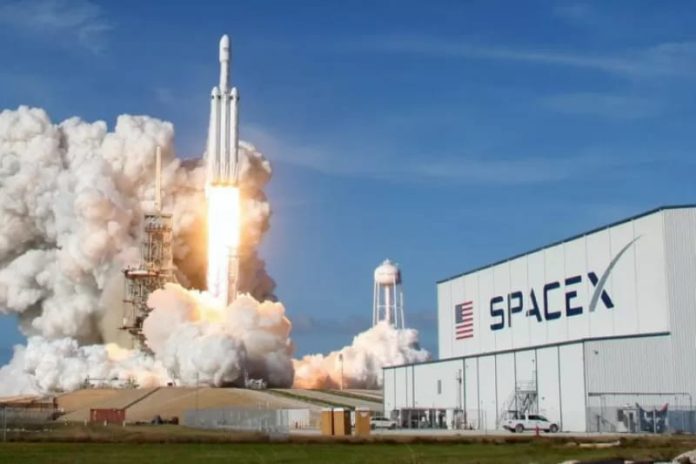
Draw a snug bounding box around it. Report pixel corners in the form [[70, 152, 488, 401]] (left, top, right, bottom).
[[338, 354, 344, 391], [195, 372, 200, 425]]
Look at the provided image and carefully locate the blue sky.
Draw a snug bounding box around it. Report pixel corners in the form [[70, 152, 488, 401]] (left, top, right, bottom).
[[2, 0, 696, 362]]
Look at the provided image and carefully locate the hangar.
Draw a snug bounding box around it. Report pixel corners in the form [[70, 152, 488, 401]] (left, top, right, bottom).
[[384, 205, 696, 433]]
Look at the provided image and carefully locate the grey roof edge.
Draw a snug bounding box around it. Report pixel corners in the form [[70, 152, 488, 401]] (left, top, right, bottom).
[[383, 331, 671, 371], [436, 204, 696, 285]]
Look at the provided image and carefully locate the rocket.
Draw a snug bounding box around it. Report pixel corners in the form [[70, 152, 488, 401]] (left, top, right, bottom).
[[206, 34, 240, 186]]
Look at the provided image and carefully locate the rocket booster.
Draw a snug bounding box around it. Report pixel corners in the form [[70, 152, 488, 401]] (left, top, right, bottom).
[[206, 34, 240, 186]]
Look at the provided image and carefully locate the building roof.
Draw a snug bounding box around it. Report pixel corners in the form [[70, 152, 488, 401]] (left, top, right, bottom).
[[437, 204, 696, 285]]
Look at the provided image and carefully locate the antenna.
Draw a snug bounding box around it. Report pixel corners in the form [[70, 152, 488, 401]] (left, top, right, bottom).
[[155, 146, 162, 212]]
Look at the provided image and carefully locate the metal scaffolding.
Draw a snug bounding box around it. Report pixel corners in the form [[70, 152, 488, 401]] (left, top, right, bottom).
[[120, 147, 176, 352]]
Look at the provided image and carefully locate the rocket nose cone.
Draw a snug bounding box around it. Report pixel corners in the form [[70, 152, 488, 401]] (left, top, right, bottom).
[[219, 34, 230, 61]]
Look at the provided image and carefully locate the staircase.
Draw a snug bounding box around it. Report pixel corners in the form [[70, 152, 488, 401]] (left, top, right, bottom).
[[497, 381, 538, 427]]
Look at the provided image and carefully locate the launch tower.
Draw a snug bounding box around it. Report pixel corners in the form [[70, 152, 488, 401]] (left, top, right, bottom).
[[121, 147, 175, 351]]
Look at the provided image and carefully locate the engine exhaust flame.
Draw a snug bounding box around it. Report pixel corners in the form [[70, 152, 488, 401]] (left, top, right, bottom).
[[206, 185, 241, 306]]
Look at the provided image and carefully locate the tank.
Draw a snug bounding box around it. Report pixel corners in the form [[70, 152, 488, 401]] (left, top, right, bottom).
[[374, 259, 401, 285]]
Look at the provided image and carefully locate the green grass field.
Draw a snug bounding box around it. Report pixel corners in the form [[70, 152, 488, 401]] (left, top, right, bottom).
[[1, 424, 694, 463], [0, 439, 692, 464]]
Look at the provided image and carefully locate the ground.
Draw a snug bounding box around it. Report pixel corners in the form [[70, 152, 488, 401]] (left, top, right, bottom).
[[2, 425, 695, 463], [48, 387, 381, 423]]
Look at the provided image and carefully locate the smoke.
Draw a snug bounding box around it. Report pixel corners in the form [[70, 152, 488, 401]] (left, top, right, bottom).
[[0, 106, 428, 396], [143, 284, 293, 387], [0, 337, 167, 395], [293, 322, 429, 389], [0, 106, 274, 345]]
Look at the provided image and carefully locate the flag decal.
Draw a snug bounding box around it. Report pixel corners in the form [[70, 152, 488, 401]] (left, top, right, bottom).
[[455, 301, 474, 340]]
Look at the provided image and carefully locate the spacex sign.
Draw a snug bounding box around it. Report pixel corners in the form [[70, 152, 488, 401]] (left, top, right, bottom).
[[488, 237, 639, 331], [490, 272, 614, 330], [439, 209, 677, 358], [489, 271, 613, 330], [489, 237, 640, 331]]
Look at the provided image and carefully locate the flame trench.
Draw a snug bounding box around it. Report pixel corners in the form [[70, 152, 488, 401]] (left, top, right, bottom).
[[206, 185, 241, 306]]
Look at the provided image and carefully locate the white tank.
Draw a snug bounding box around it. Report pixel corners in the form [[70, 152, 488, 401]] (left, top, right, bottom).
[[373, 259, 405, 329], [374, 259, 401, 285]]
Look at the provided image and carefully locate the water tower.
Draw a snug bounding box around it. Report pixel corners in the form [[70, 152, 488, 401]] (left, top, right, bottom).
[[373, 259, 405, 329]]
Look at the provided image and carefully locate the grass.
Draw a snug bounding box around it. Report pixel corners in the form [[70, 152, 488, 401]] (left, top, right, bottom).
[[2, 425, 696, 463], [0, 439, 693, 464]]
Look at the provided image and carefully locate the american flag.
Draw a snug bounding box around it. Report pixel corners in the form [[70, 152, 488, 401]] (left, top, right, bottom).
[[455, 301, 474, 340]]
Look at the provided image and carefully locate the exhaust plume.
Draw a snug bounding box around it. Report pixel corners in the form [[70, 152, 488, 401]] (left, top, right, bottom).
[[0, 106, 428, 395], [293, 322, 429, 389]]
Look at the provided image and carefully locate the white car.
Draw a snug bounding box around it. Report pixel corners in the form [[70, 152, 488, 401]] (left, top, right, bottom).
[[370, 416, 397, 430], [503, 413, 559, 433]]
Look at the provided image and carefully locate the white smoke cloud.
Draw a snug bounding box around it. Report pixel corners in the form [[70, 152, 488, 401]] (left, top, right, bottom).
[[0, 106, 274, 344], [293, 322, 430, 389], [0, 105, 429, 396], [143, 284, 294, 387], [0, 336, 168, 396]]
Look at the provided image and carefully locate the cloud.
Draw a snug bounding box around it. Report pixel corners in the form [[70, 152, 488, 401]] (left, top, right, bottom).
[[409, 154, 619, 184], [553, 1, 597, 24], [356, 36, 696, 79], [0, 0, 111, 53], [154, 87, 176, 106], [404, 309, 437, 331], [291, 313, 370, 336], [244, 124, 378, 177], [247, 124, 653, 185], [542, 92, 660, 120]]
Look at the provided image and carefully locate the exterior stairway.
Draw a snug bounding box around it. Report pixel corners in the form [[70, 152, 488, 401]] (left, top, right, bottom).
[[497, 381, 538, 427]]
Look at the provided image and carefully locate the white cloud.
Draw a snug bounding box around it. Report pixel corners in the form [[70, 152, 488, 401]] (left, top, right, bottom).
[[0, 0, 111, 53], [358, 36, 696, 79], [553, 1, 597, 24], [542, 92, 660, 120], [245, 124, 650, 185]]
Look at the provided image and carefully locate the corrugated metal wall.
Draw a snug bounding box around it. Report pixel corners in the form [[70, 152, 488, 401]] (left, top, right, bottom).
[[384, 341, 594, 432], [584, 336, 674, 398], [663, 209, 696, 401]]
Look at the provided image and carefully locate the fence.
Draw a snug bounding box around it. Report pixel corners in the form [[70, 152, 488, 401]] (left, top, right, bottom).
[[587, 392, 696, 434], [1, 406, 60, 441], [1, 407, 58, 426], [182, 408, 313, 434]]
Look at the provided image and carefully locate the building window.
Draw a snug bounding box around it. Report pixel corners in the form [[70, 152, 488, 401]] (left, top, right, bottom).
[[437, 380, 442, 395]]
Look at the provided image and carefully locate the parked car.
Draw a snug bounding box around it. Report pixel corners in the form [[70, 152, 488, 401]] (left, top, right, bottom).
[[370, 416, 397, 430], [502, 413, 559, 433]]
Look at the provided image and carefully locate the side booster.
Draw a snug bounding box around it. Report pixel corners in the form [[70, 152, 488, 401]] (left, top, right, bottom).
[[206, 34, 240, 186]]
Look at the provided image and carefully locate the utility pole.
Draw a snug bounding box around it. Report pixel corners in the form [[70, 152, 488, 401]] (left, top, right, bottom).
[[195, 373, 200, 426], [339, 354, 344, 391]]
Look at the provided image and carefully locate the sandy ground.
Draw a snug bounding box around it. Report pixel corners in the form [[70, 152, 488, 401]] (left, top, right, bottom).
[[337, 389, 383, 401], [49, 387, 336, 423], [275, 389, 382, 410], [3, 387, 383, 424], [125, 387, 315, 422], [58, 388, 160, 421]]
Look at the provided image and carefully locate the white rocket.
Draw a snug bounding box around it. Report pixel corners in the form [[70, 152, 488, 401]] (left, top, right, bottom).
[[206, 34, 239, 186]]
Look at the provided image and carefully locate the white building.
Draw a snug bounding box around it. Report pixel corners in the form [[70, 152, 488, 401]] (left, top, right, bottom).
[[384, 205, 696, 433]]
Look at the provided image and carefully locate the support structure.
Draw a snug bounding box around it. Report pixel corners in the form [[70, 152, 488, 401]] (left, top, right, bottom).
[[372, 259, 406, 329], [120, 147, 175, 351]]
